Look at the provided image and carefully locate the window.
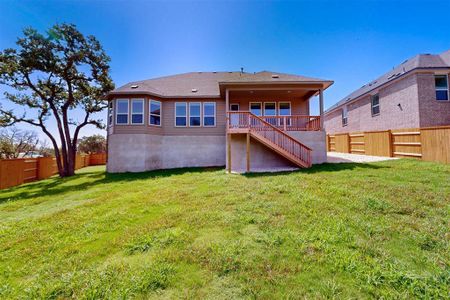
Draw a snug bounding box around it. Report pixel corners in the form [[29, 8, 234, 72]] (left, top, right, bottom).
[[342, 106, 348, 126], [230, 103, 240, 111], [371, 94, 380, 116], [149, 100, 161, 126], [189, 102, 201, 127], [131, 99, 144, 124], [175, 102, 187, 127], [250, 102, 262, 116], [279, 102, 291, 126], [108, 101, 113, 126], [116, 99, 129, 124], [278, 102, 291, 116], [435, 75, 449, 101], [264, 102, 276, 116], [203, 102, 216, 126]]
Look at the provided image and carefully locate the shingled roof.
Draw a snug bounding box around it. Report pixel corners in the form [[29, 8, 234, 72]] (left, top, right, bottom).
[[325, 49, 450, 114], [107, 71, 333, 98]]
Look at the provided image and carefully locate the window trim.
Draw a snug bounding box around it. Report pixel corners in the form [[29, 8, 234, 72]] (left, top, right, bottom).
[[189, 102, 202, 127], [435, 74, 449, 102], [174, 102, 188, 127], [149, 99, 162, 126], [203, 102, 216, 127], [249, 102, 262, 116], [342, 106, 348, 127], [130, 98, 144, 125], [371, 94, 380, 117], [116, 99, 129, 125], [263, 102, 277, 116]]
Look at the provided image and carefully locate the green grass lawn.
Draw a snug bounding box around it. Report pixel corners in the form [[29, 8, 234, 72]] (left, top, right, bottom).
[[0, 160, 448, 299]]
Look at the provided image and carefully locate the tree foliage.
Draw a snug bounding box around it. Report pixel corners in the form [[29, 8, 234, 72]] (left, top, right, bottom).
[[77, 134, 106, 154], [0, 23, 114, 176]]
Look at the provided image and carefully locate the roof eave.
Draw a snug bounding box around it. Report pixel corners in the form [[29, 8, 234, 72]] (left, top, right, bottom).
[[324, 66, 450, 115]]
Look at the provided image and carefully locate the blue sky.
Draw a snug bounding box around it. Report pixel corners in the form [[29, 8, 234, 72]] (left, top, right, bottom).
[[1, 0, 449, 141]]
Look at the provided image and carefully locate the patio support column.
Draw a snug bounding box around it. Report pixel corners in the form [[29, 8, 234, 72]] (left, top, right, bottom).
[[319, 88, 324, 130], [226, 89, 231, 173], [246, 133, 250, 172]]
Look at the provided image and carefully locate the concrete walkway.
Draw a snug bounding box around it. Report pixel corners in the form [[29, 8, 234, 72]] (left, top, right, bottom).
[[327, 152, 398, 163]]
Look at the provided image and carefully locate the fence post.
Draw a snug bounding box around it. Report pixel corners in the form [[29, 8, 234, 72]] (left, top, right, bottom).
[[388, 130, 393, 157]]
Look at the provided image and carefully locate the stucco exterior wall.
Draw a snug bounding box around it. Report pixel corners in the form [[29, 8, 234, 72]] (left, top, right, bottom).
[[324, 73, 421, 133], [107, 134, 225, 173], [416, 72, 450, 127]]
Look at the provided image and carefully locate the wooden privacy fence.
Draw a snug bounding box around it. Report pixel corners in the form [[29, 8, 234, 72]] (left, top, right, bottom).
[[0, 153, 107, 190], [327, 125, 450, 164]]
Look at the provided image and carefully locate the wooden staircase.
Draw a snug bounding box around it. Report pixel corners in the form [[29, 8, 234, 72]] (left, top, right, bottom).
[[228, 112, 312, 168]]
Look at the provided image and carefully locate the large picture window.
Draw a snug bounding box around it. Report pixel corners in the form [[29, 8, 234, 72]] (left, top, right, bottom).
[[435, 75, 449, 101], [149, 100, 161, 126], [116, 99, 129, 124], [131, 99, 144, 124], [203, 102, 216, 126], [175, 102, 187, 127], [250, 102, 262, 116], [371, 94, 380, 116], [189, 102, 201, 127]]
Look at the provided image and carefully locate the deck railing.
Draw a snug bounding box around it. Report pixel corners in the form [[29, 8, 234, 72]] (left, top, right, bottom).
[[228, 112, 320, 131], [227, 112, 312, 167]]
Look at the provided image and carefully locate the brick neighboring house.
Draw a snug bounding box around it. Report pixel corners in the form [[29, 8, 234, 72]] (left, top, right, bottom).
[[324, 50, 450, 134], [105, 71, 333, 173]]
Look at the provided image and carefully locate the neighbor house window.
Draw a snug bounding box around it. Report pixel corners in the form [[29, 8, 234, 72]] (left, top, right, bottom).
[[435, 75, 449, 101], [189, 102, 201, 126], [250, 102, 262, 116], [203, 102, 216, 126], [175, 102, 187, 127], [342, 106, 348, 126], [108, 101, 113, 126], [116, 99, 129, 124], [149, 100, 161, 126], [131, 99, 144, 124], [371, 94, 380, 116]]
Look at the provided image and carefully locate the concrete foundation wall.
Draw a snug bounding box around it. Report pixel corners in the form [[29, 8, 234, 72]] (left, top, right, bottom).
[[227, 134, 297, 173], [287, 131, 327, 164], [227, 131, 326, 173], [107, 134, 225, 173]]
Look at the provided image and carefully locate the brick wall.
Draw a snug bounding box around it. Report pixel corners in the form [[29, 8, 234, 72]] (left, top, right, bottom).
[[417, 72, 450, 127], [324, 73, 421, 134]]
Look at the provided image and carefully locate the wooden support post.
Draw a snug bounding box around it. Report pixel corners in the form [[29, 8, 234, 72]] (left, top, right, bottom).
[[246, 133, 250, 172], [227, 133, 231, 173]]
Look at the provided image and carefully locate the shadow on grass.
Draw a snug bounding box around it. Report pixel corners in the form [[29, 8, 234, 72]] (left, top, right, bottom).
[[0, 162, 391, 203], [0, 166, 223, 204], [242, 162, 389, 178]]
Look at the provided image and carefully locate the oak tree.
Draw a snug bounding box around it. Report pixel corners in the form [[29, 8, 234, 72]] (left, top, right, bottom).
[[0, 24, 114, 176]]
